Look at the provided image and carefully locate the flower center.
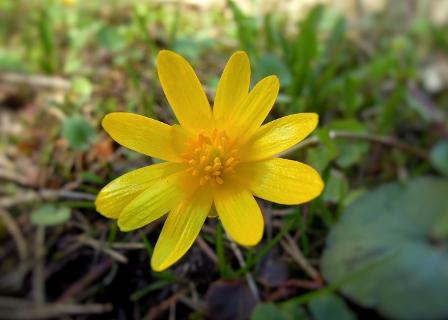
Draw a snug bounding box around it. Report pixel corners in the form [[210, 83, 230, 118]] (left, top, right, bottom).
[[182, 129, 239, 186]]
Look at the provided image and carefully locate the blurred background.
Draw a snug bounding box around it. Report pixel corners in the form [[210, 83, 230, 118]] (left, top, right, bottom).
[[1, 0, 448, 319]]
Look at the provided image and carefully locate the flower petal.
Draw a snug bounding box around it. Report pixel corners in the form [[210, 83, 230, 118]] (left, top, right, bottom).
[[240, 158, 324, 205], [117, 171, 190, 231], [213, 51, 250, 121], [240, 113, 318, 162], [102, 112, 180, 161], [226, 75, 279, 140], [96, 162, 184, 219], [157, 50, 212, 131], [171, 124, 195, 155], [214, 182, 264, 246], [151, 189, 213, 271]]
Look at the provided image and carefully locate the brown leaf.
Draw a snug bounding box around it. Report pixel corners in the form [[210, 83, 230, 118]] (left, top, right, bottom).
[[93, 136, 114, 161]]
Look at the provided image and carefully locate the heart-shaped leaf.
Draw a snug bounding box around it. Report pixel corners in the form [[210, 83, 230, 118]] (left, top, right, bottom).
[[322, 177, 448, 320]]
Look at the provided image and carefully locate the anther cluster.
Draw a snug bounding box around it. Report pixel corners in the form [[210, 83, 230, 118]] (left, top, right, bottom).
[[182, 129, 239, 186]]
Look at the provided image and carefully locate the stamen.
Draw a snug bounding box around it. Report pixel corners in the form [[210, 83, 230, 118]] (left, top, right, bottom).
[[215, 176, 224, 184], [182, 129, 239, 186], [225, 157, 235, 166]]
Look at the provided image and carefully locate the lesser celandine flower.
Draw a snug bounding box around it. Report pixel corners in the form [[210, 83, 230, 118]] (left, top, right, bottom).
[[96, 50, 324, 271]]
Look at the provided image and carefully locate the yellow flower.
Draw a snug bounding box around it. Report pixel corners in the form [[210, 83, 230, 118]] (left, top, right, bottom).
[[96, 51, 324, 271]]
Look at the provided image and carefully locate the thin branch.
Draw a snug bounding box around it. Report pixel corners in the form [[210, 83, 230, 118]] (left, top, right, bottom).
[[0, 168, 31, 187], [0, 209, 28, 261], [0, 72, 70, 91], [0, 300, 112, 319], [56, 259, 113, 303], [281, 234, 322, 283], [195, 235, 218, 264], [0, 189, 95, 208], [77, 236, 128, 264], [32, 226, 45, 305], [281, 130, 429, 160], [225, 234, 260, 302], [143, 287, 190, 320]]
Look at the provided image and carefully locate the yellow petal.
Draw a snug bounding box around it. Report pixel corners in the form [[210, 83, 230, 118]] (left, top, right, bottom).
[[213, 51, 250, 121], [95, 162, 184, 219], [226, 75, 279, 140], [240, 113, 318, 162], [214, 182, 264, 246], [102, 112, 180, 162], [240, 158, 324, 205], [151, 189, 213, 271], [157, 50, 212, 131], [171, 124, 195, 155], [117, 171, 190, 231]]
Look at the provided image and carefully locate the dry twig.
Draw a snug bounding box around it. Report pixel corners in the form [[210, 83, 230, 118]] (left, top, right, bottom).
[[0, 72, 70, 91], [0, 189, 95, 208], [281, 234, 322, 283], [56, 259, 113, 303], [195, 235, 218, 264], [32, 227, 45, 305], [0, 209, 28, 261], [0, 297, 112, 319], [143, 287, 190, 320], [77, 236, 129, 264], [282, 130, 429, 160], [226, 234, 260, 302]]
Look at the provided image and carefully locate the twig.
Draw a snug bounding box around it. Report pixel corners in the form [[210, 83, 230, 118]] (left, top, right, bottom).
[[0, 72, 71, 91], [143, 287, 190, 320], [280, 234, 322, 283], [178, 295, 206, 314], [0, 189, 95, 208], [283, 278, 323, 289], [266, 279, 323, 302], [77, 236, 128, 264], [0, 299, 112, 319], [110, 242, 146, 250], [225, 234, 260, 302], [56, 259, 113, 303], [32, 226, 45, 305], [0, 209, 28, 261], [169, 301, 176, 320], [0, 168, 30, 187], [281, 130, 429, 160], [195, 235, 218, 264]]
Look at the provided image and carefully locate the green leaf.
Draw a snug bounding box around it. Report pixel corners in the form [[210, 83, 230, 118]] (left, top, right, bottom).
[[430, 141, 448, 176], [307, 128, 338, 172], [228, 0, 258, 58], [171, 38, 215, 61], [251, 301, 306, 320], [37, 7, 57, 73], [31, 204, 71, 226], [329, 119, 369, 168], [256, 54, 292, 86], [289, 4, 324, 100], [322, 177, 448, 320], [80, 171, 104, 184], [62, 115, 96, 151], [308, 293, 356, 320], [251, 303, 285, 320], [96, 25, 124, 52], [278, 300, 307, 320], [322, 170, 348, 203], [71, 76, 93, 100]]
